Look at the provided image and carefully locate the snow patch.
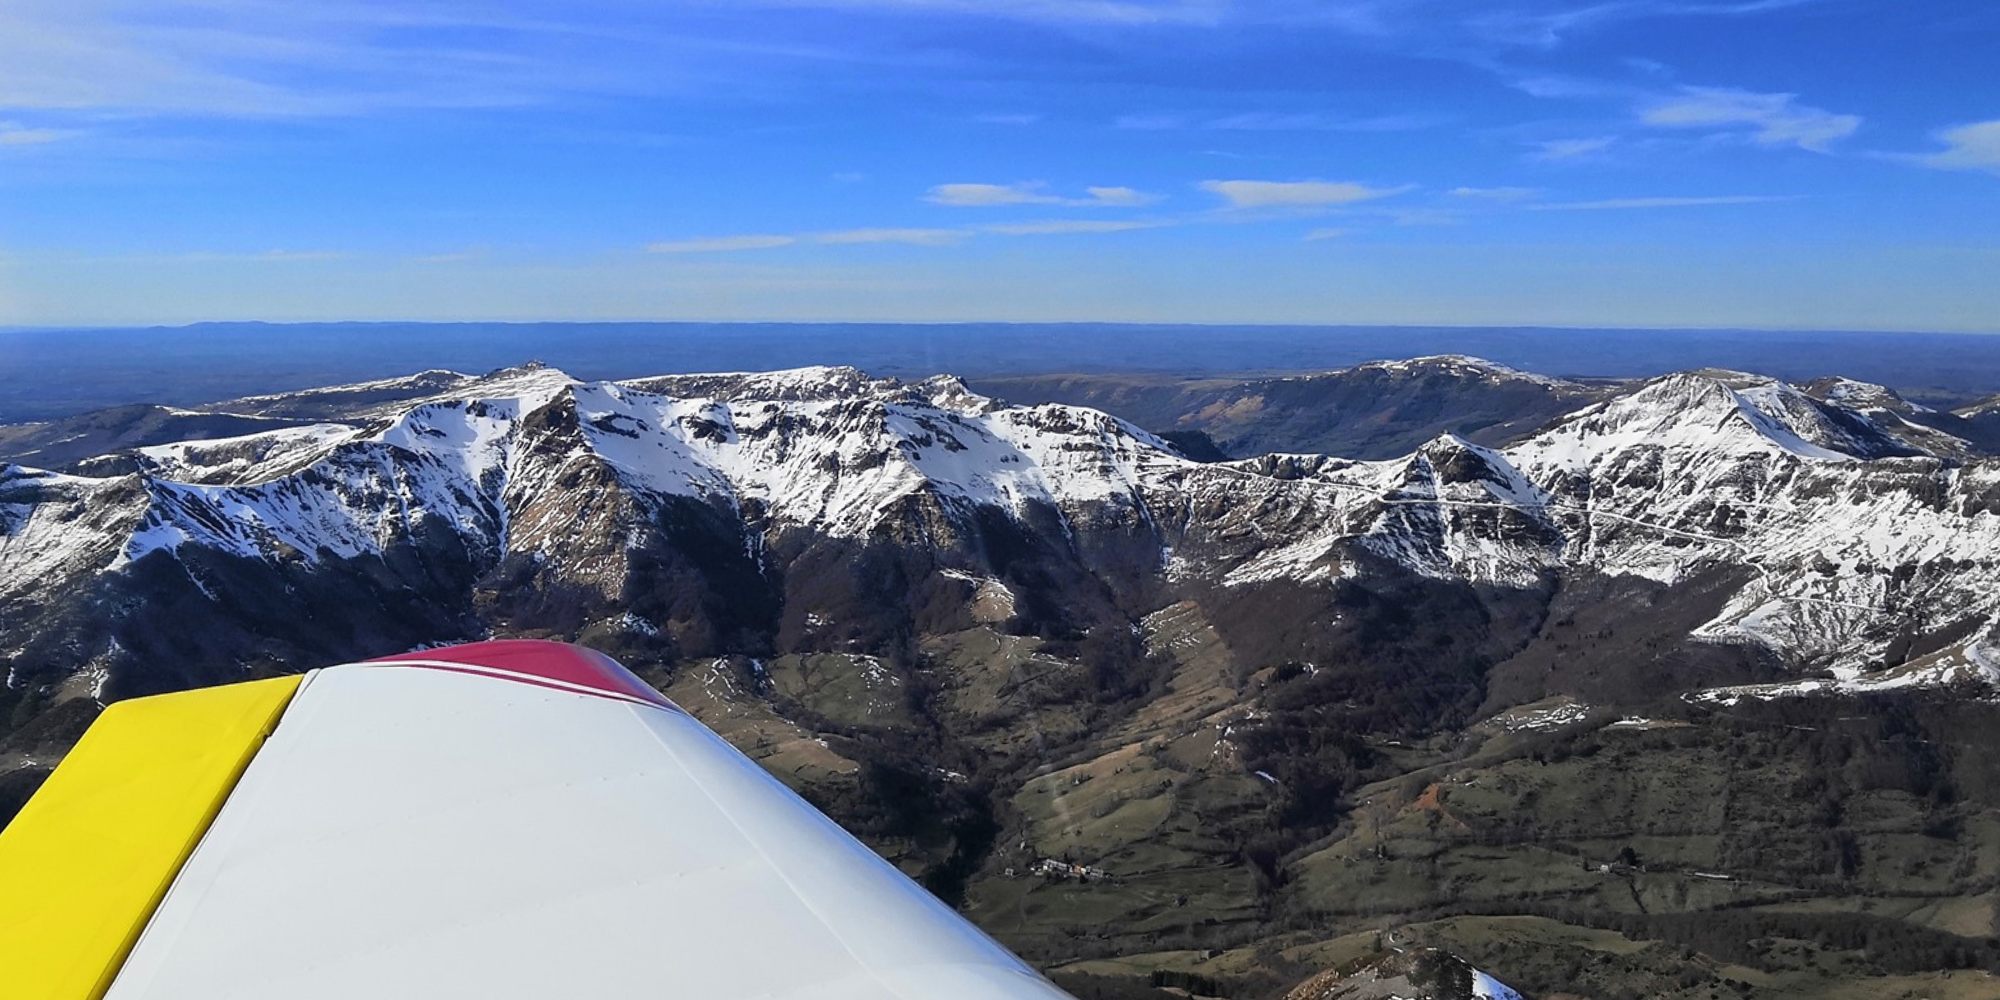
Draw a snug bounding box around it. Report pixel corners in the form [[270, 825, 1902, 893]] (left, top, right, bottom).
[[1472, 968, 1524, 1000], [1693, 637, 2000, 705], [1490, 701, 1591, 732]]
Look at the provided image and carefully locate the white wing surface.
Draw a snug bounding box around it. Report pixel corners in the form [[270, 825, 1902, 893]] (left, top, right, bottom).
[[77, 641, 1071, 1000]]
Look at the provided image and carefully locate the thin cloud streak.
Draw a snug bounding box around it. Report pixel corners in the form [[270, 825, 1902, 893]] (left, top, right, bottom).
[[0, 121, 76, 146], [3, 2, 1810, 123], [1914, 120, 2000, 176], [924, 183, 1159, 207], [1206, 112, 1436, 132], [1113, 110, 1438, 132], [754, 0, 1842, 38], [1531, 136, 1616, 161], [1450, 186, 1540, 201], [101, 248, 359, 262], [978, 219, 1163, 235], [1201, 179, 1415, 208], [647, 235, 799, 253], [0, 0, 920, 119], [1115, 113, 1185, 130], [0, 0, 1864, 128], [255, 249, 349, 261], [1465, 0, 1840, 48], [811, 227, 965, 245], [1531, 194, 1794, 210], [729, 0, 1234, 26], [643, 216, 1169, 254], [1641, 86, 1860, 152], [411, 250, 488, 264]]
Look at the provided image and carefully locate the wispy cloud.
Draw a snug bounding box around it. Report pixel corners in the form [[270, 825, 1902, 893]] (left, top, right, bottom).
[[161, 248, 353, 262], [647, 235, 798, 253], [1202, 111, 1438, 132], [1465, 0, 1840, 48], [0, 121, 75, 146], [411, 250, 488, 264], [1532, 194, 1794, 210], [979, 219, 1162, 235], [764, 0, 1835, 38], [1512, 74, 1859, 159], [644, 218, 1161, 254], [655, 228, 969, 250], [1641, 86, 1859, 152], [1531, 136, 1617, 161], [1082, 186, 1157, 207], [1115, 110, 1436, 132], [0, 1, 535, 117], [1450, 186, 1540, 201], [924, 182, 1159, 207], [1080, 189, 1160, 209], [1914, 120, 2000, 176], [1303, 227, 1345, 241], [256, 249, 348, 261], [1389, 208, 1462, 227], [0, 0, 924, 120], [0, 0, 1853, 130], [926, 184, 1044, 206], [747, 0, 1232, 26], [1201, 179, 1415, 209], [811, 227, 965, 246]]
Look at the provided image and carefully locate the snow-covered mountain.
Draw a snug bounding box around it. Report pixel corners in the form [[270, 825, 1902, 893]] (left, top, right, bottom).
[[12, 356, 2000, 1000], [1199, 368, 1998, 676], [4, 359, 1998, 712]]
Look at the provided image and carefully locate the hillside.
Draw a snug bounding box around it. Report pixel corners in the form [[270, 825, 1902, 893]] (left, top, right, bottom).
[[971, 357, 1609, 460]]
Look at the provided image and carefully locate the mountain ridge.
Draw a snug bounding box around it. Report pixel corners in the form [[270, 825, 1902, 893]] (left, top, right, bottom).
[[6, 358, 1998, 699]]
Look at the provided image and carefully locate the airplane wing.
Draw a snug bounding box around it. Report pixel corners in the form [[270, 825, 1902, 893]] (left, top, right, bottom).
[[0, 640, 1076, 1000]]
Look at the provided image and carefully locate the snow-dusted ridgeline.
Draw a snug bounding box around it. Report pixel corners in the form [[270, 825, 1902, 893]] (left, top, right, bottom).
[[5, 359, 2000, 693]]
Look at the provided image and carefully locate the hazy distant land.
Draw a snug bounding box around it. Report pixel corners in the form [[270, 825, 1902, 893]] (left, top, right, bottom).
[[8, 322, 2000, 423]]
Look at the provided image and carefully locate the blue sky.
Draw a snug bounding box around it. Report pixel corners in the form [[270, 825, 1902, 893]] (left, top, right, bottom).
[[0, 0, 1995, 329]]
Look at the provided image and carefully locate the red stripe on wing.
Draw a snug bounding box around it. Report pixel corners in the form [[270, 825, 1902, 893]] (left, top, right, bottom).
[[367, 640, 679, 710]]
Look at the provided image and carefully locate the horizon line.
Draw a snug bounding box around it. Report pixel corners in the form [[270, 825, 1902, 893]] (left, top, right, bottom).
[[5, 320, 1999, 338]]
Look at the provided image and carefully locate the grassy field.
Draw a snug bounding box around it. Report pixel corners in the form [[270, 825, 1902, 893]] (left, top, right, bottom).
[[650, 605, 2000, 1000], [973, 683, 2000, 998]]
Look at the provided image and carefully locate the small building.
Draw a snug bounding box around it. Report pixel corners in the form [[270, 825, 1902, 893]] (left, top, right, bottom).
[[1029, 858, 1109, 880]]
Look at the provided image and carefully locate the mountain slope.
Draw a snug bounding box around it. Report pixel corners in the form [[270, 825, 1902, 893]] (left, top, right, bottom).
[[972, 356, 1608, 460]]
